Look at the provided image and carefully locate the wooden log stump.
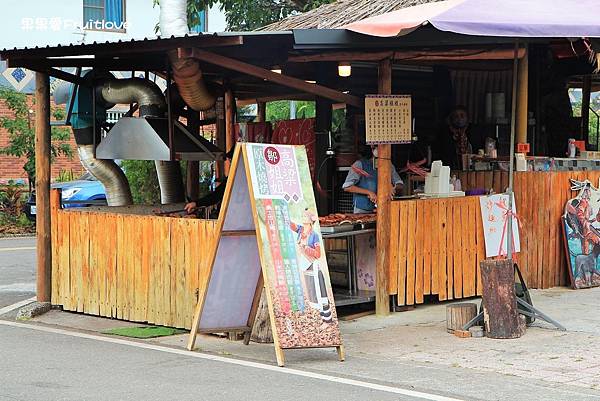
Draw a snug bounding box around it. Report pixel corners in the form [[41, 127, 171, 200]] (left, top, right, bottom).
[[446, 303, 477, 333], [250, 289, 273, 343], [480, 259, 526, 339]]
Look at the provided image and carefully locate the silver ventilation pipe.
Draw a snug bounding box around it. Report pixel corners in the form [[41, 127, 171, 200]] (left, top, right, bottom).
[[58, 78, 134, 207], [159, 0, 216, 111], [101, 78, 185, 205], [101, 78, 166, 116], [154, 160, 185, 204], [78, 145, 133, 206]]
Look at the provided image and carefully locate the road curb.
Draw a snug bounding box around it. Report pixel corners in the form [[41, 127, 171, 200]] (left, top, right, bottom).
[[17, 302, 51, 320], [0, 233, 36, 239]]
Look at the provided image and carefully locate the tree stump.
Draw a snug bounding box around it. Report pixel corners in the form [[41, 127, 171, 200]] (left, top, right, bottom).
[[480, 259, 526, 339], [250, 289, 273, 343], [446, 303, 477, 333]]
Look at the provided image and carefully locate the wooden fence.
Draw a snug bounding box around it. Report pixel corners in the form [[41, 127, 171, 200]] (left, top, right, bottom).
[[389, 197, 485, 306], [50, 190, 218, 329], [390, 171, 600, 306]]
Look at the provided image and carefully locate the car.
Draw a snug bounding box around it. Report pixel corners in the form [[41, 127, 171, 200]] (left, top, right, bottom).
[[24, 171, 107, 221]]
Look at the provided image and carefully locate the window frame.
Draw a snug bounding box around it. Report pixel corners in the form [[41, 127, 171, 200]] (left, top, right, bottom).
[[83, 0, 127, 33]]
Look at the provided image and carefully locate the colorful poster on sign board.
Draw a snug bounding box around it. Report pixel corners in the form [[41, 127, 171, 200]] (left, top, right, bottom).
[[246, 143, 341, 349], [479, 194, 520, 258]]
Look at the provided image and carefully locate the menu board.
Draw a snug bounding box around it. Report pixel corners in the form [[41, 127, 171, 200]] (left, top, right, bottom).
[[246, 144, 342, 349], [188, 143, 343, 366], [365, 94, 412, 144]]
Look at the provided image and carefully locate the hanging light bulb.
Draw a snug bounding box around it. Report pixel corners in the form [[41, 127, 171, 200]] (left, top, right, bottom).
[[338, 62, 351, 77]]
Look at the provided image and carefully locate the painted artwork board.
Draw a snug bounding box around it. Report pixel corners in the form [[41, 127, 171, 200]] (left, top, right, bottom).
[[479, 193, 520, 258], [563, 179, 600, 289]]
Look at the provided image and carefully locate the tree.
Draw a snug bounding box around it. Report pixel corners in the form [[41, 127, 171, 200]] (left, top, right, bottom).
[[0, 87, 73, 192], [153, 0, 333, 31]]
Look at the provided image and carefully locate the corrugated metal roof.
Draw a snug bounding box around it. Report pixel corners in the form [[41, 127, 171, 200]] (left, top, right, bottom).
[[1, 31, 292, 55]]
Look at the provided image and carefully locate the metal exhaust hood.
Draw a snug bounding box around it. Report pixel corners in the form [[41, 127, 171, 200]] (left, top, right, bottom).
[[96, 117, 224, 161]]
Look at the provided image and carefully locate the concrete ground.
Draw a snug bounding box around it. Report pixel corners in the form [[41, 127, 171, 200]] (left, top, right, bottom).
[[5, 286, 599, 400]]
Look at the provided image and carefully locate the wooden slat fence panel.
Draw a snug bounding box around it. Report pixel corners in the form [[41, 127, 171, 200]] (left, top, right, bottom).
[[50, 196, 218, 330]]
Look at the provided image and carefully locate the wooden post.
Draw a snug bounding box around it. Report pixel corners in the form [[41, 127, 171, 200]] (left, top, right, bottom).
[[249, 288, 273, 343], [257, 102, 266, 123], [375, 59, 392, 316], [515, 46, 529, 145], [186, 109, 200, 201], [225, 89, 235, 175], [582, 75, 592, 143], [35, 72, 52, 303], [480, 259, 525, 339], [215, 96, 226, 183]]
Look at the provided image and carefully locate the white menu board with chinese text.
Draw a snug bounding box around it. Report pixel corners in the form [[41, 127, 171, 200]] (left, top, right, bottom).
[[365, 94, 412, 145]]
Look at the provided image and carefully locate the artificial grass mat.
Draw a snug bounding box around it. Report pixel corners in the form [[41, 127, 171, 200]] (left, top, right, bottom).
[[102, 326, 187, 338]]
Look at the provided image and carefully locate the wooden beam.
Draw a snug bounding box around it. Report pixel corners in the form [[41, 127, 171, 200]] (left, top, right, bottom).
[[182, 48, 363, 108], [289, 51, 393, 63], [35, 72, 52, 303], [23, 66, 88, 86], [375, 59, 392, 317], [288, 48, 526, 63]]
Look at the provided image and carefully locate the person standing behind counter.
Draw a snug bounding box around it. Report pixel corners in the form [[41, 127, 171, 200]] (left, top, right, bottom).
[[343, 145, 403, 214]]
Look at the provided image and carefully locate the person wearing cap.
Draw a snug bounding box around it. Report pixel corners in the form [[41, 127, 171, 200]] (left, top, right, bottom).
[[343, 145, 403, 214], [290, 208, 333, 325]]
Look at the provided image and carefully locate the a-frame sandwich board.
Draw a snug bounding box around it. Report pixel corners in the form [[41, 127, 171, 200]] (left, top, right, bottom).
[[188, 143, 344, 366]]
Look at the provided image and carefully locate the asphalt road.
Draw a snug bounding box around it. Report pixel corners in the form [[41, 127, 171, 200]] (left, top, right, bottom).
[[0, 323, 436, 401], [0, 237, 36, 308]]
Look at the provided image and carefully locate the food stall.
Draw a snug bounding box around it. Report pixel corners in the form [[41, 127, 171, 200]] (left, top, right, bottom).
[[9, 0, 600, 331]]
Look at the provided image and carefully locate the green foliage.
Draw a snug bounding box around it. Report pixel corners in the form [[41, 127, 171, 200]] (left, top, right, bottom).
[[0, 87, 73, 190], [153, 0, 333, 31], [121, 160, 161, 205], [16, 212, 33, 228], [266, 100, 315, 122], [0, 181, 29, 229], [570, 91, 600, 147], [55, 169, 76, 183]]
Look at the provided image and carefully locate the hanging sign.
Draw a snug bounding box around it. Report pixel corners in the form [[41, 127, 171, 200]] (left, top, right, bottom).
[[365, 94, 412, 144], [188, 143, 343, 366]]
